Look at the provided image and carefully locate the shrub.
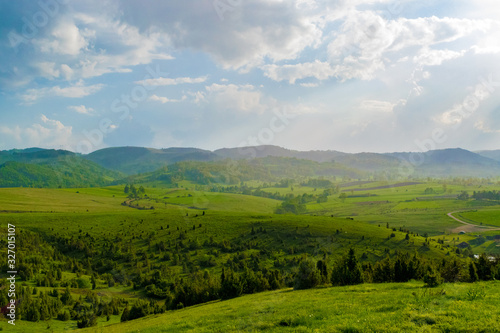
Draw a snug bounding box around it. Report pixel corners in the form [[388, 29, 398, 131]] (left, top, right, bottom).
[[423, 268, 443, 287], [57, 311, 70, 321]]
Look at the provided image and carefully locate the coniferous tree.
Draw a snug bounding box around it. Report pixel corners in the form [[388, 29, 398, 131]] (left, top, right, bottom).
[[469, 262, 479, 282], [332, 248, 363, 286], [316, 260, 329, 284], [121, 307, 130, 322], [294, 258, 321, 290]]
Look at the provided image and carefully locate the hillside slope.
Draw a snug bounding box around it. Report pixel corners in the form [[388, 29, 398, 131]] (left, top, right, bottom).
[[72, 281, 500, 333], [85, 146, 219, 174], [476, 149, 500, 162], [0, 149, 123, 188], [388, 148, 500, 177]]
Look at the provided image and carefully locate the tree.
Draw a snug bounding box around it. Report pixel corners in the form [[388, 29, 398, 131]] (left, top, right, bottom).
[[220, 269, 243, 299], [316, 260, 329, 284], [424, 187, 435, 194], [476, 254, 494, 280], [60, 286, 73, 305], [294, 258, 321, 290], [124, 184, 130, 194], [469, 262, 479, 282], [332, 248, 363, 286], [423, 266, 443, 287], [339, 192, 347, 202], [139, 186, 146, 195], [457, 191, 469, 200], [77, 310, 97, 328]]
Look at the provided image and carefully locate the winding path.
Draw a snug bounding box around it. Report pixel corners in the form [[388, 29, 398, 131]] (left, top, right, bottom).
[[447, 211, 500, 233]]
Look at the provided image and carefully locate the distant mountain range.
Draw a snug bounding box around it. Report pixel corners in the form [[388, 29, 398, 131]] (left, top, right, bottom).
[[1, 145, 499, 187]]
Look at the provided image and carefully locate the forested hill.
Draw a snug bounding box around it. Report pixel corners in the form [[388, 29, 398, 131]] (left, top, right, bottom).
[[87, 145, 500, 178], [0, 149, 123, 188], [85, 146, 219, 174], [117, 157, 365, 185], [2, 146, 500, 188]]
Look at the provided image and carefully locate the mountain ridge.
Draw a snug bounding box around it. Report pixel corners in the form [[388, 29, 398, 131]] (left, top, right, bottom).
[[2, 146, 500, 185]]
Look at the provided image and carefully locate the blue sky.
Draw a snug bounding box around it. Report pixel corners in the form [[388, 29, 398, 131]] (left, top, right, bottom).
[[0, 0, 499, 154]]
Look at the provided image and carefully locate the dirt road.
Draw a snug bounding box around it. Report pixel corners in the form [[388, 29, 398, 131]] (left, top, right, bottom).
[[447, 211, 500, 233]]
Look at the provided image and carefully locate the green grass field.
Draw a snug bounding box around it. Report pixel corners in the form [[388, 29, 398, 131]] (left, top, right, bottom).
[[7, 281, 499, 332], [458, 209, 500, 228], [1, 181, 500, 332]]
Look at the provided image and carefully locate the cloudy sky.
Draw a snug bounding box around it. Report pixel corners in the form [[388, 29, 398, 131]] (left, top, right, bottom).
[[0, 0, 499, 154]]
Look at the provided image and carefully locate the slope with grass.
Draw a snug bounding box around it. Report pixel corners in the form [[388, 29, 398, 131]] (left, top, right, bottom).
[[1, 181, 500, 332], [456, 209, 500, 228], [7, 281, 499, 332]]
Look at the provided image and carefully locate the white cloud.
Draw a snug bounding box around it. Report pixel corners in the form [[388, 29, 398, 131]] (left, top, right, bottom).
[[327, 12, 494, 80], [435, 76, 497, 126], [149, 95, 187, 104], [300, 82, 319, 88], [68, 105, 95, 115], [33, 20, 89, 56], [413, 48, 466, 66], [263, 61, 335, 84], [21, 82, 104, 104], [137, 76, 207, 86], [474, 120, 500, 133], [360, 99, 404, 113], [60, 64, 74, 80], [35, 62, 60, 79], [0, 115, 73, 150], [118, 1, 324, 70], [204, 83, 264, 113]]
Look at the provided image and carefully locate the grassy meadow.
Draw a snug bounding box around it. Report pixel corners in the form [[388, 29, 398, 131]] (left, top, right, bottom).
[[1, 179, 500, 332]]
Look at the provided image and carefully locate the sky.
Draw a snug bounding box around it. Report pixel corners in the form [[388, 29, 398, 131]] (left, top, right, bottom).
[[0, 0, 499, 154]]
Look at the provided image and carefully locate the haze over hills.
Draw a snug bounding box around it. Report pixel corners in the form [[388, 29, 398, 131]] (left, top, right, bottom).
[[476, 149, 500, 162], [85, 146, 218, 174], [214, 145, 348, 162], [1, 145, 500, 188]]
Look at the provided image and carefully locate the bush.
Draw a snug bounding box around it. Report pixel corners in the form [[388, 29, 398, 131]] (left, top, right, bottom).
[[76, 277, 91, 289], [77, 311, 97, 328], [423, 268, 443, 287], [57, 311, 70, 321]]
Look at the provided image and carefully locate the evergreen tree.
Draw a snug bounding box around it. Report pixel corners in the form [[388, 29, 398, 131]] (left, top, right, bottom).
[[316, 260, 329, 284], [332, 248, 363, 286], [294, 258, 321, 290], [423, 266, 443, 287], [121, 307, 130, 322], [60, 286, 73, 305], [469, 262, 479, 282]]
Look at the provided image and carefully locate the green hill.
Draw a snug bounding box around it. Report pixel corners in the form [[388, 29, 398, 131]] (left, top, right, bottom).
[[72, 281, 500, 333], [388, 148, 500, 177], [0, 152, 123, 188], [85, 147, 219, 175], [9, 280, 500, 332], [118, 157, 364, 186]]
